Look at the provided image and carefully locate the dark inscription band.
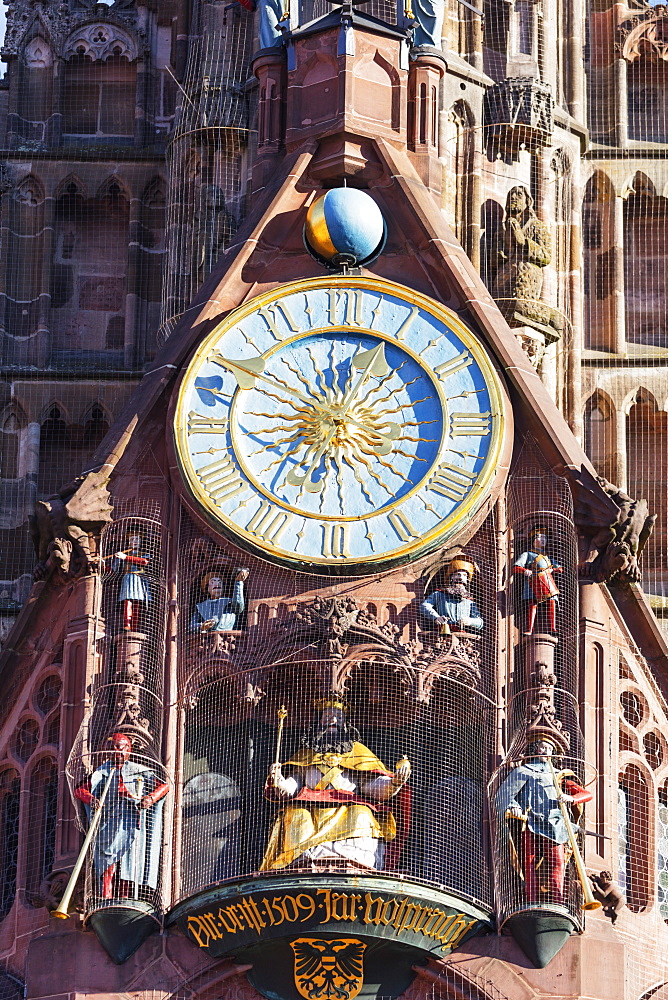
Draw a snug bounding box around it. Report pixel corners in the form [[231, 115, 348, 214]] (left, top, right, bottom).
[[171, 874, 492, 960]]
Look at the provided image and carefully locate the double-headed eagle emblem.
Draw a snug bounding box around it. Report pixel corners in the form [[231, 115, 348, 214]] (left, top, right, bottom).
[[289, 938, 366, 1000]]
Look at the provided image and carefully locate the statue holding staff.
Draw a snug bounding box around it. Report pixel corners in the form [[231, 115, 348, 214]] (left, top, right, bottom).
[[260, 700, 411, 872], [495, 730, 593, 907]]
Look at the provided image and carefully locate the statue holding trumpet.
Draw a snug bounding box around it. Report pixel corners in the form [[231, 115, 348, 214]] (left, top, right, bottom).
[[495, 729, 597, 909], [260, 699, 411, 873], [73, 733, 169, 902]]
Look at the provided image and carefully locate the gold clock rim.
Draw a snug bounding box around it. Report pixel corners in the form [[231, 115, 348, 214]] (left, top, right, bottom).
[[228, 327, 449, 520], [174, 275, 508, 569]]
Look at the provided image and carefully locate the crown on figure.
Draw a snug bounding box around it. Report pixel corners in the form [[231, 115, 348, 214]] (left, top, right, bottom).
[[314, 697, 348, 711], [445, 556, 478, 580]]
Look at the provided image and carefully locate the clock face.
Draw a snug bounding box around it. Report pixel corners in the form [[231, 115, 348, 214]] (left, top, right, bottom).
[[174, 276, 508, 573]]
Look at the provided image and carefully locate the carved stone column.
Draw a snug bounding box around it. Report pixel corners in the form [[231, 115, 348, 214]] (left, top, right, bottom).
[[407, 47, 445, 197], [252, 48, 287, 196]]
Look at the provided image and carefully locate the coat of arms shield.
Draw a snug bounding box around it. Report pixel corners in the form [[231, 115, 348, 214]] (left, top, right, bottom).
[[289, 937, 366, 1000]]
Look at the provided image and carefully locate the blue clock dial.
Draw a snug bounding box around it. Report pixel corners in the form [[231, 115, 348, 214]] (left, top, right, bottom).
[[175, 277, 508, 573], [232, 333, 444, 519]]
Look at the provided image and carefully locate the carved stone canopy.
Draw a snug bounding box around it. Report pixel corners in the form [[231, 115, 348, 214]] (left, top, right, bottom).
[[3, 1, 139, 58], [63, 20, 137, 60], [618, 7, 668, 62], [483, 78, 554, 153]]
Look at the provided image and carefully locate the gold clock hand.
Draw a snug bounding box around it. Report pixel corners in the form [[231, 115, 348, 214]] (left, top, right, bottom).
[[339, 343, 390, 415], [211, 353, 326, 412]]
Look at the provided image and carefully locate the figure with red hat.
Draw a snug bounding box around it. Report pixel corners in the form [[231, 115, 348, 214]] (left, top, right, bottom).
[[420, 556, 483, 634], [514, 526, 563, 636], [74, 733, 169, 901], [495, 729, 591, 905]]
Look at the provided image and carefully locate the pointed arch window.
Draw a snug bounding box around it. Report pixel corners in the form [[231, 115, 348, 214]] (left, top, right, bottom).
[[26, 758, 58, 897], [0, 770, 20, 920]]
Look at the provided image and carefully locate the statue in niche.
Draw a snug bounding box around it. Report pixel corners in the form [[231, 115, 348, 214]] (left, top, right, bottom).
[[493, 186, 563, 340], [190, 567, 248, 632], [74, 733, 169, 901], [420, 556, 483, 634], [254, 0, 286, 49], [411, 0, 445, 47], [495, 731, 591, 906], [260, 699, 411, 872], [514, 525, 562, 636], [106, 531, 151, 632]]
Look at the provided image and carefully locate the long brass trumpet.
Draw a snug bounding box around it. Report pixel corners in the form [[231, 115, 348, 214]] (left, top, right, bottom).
[[547, 756, 600, 911], [52, 768, 116, 919]]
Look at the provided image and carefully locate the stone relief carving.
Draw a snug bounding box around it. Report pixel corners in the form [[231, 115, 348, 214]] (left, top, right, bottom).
[[24, 35, 52, 67], [618, 7, 668, 62], [3, 2, 140, 58], [63, 21, 137, 61], [181, 591, 485, 708]]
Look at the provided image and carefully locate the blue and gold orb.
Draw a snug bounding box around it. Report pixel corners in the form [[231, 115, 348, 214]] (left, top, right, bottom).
[[304, 188, 386, 269]]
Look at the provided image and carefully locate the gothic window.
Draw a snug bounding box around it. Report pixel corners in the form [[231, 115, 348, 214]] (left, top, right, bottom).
[[658, 786, 668, 919], [82, 406, 109, 451], [516, 0, 533, 55], [38, 406, 72, 499], [627, 391, 667, 593], [34, 675, 62, 716], [52, 180, 129, 355], [0, 770, 20, 920], [618, 765, 652, 911], [621, 689, 645, 727], [0, 411, 22, 480], [618, 781, 629, 892], [11, 718, 39, 764], [63, 54, 137, 138], [624, 184, 668, 347], [644, 732, 664, 770], [25, 758, 58, 897], [628, 61, 668, 143], [583, 391, 616, 484], [583, 170, 617, 350]]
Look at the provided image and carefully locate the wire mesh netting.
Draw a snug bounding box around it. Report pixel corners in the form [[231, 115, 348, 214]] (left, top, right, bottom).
[[174, 505, 500, 907], [66, 500, 171, 915]]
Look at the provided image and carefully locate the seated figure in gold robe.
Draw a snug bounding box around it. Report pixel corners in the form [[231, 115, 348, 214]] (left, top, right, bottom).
[[260, 700, 410, 872]]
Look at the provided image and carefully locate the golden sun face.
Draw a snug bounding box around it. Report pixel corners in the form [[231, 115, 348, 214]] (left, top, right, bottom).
[[239, 341, 437, 508]]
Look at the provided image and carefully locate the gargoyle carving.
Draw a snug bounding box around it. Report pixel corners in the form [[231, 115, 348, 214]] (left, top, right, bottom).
[[579, 477, 656, 584], [30, 471, 112, 585]]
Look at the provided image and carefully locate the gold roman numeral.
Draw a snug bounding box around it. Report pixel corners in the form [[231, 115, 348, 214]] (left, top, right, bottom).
[[188, 411, 228, 434], [344, 289, 365, 328], [388, 509, 418, 542], [450, 411, 491, 437], [196, 456, 246, 503], [395, 305, 420, 341], [322, 523, 350, 559], [245, 501, 290, 545], [428, 462, 477, 501], [256, 302, 300, 341], [434, 351, 474, 378]]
